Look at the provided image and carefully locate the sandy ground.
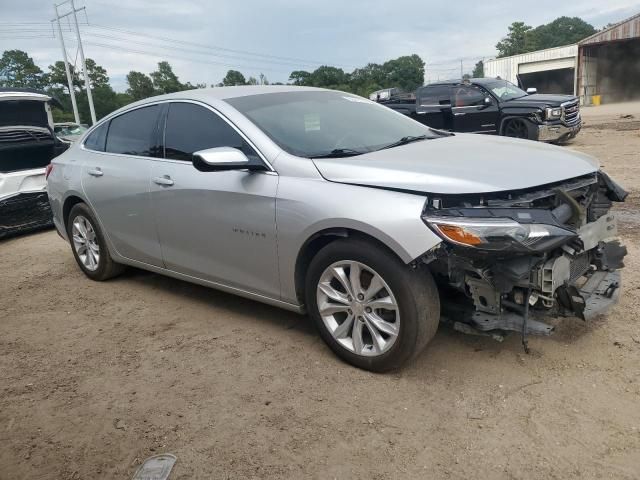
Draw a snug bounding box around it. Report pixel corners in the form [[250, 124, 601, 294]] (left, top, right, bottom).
[[1, 105, 640, 480]]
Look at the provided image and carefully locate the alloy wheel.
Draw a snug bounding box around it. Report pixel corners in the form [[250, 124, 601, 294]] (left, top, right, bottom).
[[504, 120, 528, 139], [71, 215, 100, 271], [316, 260, 400, 357]]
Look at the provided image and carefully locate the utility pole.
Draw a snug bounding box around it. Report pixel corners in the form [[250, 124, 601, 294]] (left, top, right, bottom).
[[70, 0, 95, 124], [53, 3, 79, 124], [52, 1, 96, 125]]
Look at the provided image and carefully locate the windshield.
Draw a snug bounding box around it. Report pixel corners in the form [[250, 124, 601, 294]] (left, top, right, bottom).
[[225, 91, 438, 158], [485, 80, 528, 101]]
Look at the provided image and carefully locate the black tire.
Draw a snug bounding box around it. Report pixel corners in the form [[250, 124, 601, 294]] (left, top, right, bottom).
[[305, 238, 440, 372], [66, 203, 125, 281], [502, 118, 536, 140]]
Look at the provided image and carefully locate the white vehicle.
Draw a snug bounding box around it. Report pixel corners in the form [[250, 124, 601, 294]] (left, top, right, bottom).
[[0, 88, 68, 239]]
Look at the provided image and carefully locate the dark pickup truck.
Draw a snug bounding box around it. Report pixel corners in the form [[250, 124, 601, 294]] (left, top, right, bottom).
[[371, 78, 581, 143]]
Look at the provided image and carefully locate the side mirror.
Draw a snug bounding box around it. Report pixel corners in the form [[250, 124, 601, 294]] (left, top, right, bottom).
[[192, 147, 265, 172], [526, 87, 538, 94]]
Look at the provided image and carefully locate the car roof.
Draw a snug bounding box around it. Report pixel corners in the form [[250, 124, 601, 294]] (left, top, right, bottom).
[[134, 85, 326, 105], [423, 78, 502, 87], [98, 85, 340, 124]]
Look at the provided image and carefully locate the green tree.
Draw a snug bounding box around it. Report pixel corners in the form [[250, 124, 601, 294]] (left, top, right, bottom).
[[349, 63, 386, 96], [222, 69, 246, 86], [526, 17, 596, 51], [472, 60, 484, 78], [150, 61, 185, 94], [308, 66, 349, 88], [246, 76, 258, 85], [76, 84, 120, 121], [381, 55, 425, 92], [496, 22, 532, 57], [115, 92, 133, 107], [0, 50, 46, 88], [496, 17, 597, 57], [126, 71, 155, 101], [47, 61, 82, 93], [288, 70, 311, 85], [84, 58, 109, 88]]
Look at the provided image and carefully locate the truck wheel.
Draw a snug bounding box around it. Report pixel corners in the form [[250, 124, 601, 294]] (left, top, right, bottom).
[[502, 118, 535, 140], [305, 238, 440, 372], [66, 203, 125, 281]]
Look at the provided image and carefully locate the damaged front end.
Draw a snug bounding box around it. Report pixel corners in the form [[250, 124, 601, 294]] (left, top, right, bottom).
[[421, 171, 627, 344]]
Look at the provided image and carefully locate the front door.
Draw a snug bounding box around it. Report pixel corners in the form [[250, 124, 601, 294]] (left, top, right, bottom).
[[81, 104, 164, 266], [150, 101, 280, 298], [451, 84, 499, 133]]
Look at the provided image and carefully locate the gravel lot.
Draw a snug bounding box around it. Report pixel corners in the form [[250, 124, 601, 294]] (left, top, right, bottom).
[[1, 104, 640, 479]]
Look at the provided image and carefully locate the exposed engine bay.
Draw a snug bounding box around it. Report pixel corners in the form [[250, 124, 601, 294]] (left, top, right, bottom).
[[420, 171, 628, 344]]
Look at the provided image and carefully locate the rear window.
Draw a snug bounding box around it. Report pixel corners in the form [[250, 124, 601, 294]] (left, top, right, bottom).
[[417, 85, 450, 107], [83, 121, 109, 152], [105, 105, 160, 157]]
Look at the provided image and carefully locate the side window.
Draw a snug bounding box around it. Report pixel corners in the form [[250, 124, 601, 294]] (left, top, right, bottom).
[[83, 121, 109, 152], [164, 102, 260, 162], [105, 105, 160, 157], [453, 85, 486, 107], [417, 86, 451, 107]]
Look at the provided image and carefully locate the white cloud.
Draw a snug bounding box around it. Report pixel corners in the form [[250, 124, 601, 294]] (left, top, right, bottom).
[[1, 0, 638, 91]]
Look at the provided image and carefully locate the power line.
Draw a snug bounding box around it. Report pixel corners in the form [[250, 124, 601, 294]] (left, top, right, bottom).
[[84, 23, 359, 70], [79, 30, 330, 70], [68, 40, 296, 75]]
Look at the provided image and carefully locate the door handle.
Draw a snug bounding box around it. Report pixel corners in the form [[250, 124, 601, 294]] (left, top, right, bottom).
[[453, 112, 466, 116], [153, 175, 174, 187], [87, 167, 103, 177]]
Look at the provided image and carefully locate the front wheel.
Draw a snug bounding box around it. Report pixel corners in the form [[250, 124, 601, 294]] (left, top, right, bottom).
[[502, 118, 536, 140], [305, 238, 440, 372]]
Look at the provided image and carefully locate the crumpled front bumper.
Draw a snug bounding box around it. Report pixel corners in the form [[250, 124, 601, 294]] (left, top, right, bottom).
[[538, 122, 581, 142], [454, 268, 622, 337], [559, 269, 621, 321]]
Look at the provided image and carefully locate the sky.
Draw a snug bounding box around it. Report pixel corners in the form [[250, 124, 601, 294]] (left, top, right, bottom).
[[1, 0, 639, 92]]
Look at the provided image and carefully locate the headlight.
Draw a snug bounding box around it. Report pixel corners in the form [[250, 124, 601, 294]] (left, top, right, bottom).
[[423, 216, 575, 252], [545, 107, 562, 120]]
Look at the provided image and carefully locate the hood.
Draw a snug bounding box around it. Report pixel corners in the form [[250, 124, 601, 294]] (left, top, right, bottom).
[[0, 99, 50, 129], [505, 93, 577, 107], [312, 134, 599, 195]]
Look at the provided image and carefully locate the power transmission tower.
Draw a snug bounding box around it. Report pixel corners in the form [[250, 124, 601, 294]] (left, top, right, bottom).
[[52, 1, 96, 125], [53, 3, 79, 124], [70, 0, 95, 124]]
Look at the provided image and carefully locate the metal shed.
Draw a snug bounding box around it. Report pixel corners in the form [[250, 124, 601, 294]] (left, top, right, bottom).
[[484, 45, 578, 95], [577, 12, 640, 105]]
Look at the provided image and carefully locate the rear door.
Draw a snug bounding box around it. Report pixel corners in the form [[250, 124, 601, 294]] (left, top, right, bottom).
[[81, 104, 163, 266], [415, 85, 452, 130], [451, 84, 499, 133], [149, 101, 280, 298]]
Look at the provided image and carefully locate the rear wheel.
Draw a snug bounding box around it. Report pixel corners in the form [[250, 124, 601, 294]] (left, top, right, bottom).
[[66, 203, 125, 281], [305, 238, 440, 372], [502, 118, 535, 140]]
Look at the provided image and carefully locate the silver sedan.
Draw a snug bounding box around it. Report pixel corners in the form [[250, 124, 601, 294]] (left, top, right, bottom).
[[47, 86, 626, 371]]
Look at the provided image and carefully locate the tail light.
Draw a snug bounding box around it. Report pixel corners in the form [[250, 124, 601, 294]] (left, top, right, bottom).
[[45, 163, 54, 180]]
